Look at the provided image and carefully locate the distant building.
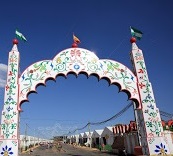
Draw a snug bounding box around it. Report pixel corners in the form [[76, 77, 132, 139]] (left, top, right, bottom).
[[54, 135, 64, 142], [162, 119, 173, 131]]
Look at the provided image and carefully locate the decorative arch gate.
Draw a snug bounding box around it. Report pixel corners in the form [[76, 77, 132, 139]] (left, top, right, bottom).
[[0, 38, 171, 155]]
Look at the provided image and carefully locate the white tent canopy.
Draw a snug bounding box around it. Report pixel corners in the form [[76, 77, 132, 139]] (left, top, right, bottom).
[[101, 126, 114, 145], [79, 133, 84, 138], [101, 126, 113, 137], [83, 132, 93, 138], [91, 129, 103, 138]]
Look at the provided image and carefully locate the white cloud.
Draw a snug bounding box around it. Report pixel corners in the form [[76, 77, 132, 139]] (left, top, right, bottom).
[[0, 63, 7, 88]]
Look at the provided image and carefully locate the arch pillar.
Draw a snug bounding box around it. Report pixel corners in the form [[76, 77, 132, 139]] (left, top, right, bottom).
[[131, 42, 170, 155], [0, 43, 20, 155]]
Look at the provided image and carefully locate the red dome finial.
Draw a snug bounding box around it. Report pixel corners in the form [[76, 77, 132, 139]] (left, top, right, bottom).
[[130, 37, 136, 43], [13, 38, 18, 45], [72, 42, 78, 48]]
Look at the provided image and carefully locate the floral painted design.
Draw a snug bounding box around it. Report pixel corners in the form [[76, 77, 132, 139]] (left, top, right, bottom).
[[131, 46, 167, 153], [19, 48, 139, 106], [1, 145, 13, 156], [154, 143, 168, 155], [1, 50, 19, 139]]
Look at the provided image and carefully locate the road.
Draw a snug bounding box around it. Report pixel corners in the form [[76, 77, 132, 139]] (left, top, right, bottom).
[[20, 143, 117, 156]]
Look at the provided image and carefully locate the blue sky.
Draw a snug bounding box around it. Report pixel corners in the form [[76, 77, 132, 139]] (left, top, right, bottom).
[[0, 1, 173, 139]]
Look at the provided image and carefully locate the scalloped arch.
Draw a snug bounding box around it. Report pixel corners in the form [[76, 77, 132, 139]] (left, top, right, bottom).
[[18, 48, 140, 111]]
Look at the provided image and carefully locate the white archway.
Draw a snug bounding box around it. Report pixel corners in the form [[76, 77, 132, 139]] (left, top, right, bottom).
[[18, 47, 140, 110], [0, 39, 171, 156]]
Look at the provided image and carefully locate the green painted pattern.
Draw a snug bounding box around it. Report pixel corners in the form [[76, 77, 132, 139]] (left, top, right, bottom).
[[19, 48, 139, 108]]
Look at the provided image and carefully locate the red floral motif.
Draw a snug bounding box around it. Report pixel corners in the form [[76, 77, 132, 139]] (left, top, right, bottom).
[[139, 82, 145, 89], [8, 71, 13, 76], [10, 57, 17, 63], [138, 69, 144, 73], [148, 117, 159, 122], [30, 70, 34, 73], [5, 85, 10, 91], [70, 49, 81, 57], [136, 56, 143, 60], [4, 119, 14, 125], [148, 132, 154, 138], [132, 89, 138, 95]]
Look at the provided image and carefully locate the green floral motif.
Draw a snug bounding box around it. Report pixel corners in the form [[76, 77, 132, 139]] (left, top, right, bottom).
[[87, 62, 99, 72], [102, 61, 136, 92], [145, 109, 162, 137], [7, 84, 16, 96], [106, 61, 120, 72], [137, 60, 146, 72], [19, 48, 139, 105], [33, 61, 50, 72], [60, 50, 69, 57], [4, 96, 16, 105], [9, 54, 18, 74], [54, 60, 67, 72], [21, 61, 52, 94], [7, 53, 18, 96], [3, 111, 17, 120], [1, 122, 17, 138], [1, 111, 17, 138], [0, 50, 19, 140]]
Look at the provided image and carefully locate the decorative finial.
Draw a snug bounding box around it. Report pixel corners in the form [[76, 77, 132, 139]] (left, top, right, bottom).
[[72, 33, 80, 48], [72, 42, 78, 48], [130, 37, 136, 43], [13, 38, 18, 45]]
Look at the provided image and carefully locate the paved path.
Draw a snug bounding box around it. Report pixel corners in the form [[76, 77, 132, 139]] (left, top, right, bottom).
[[19, 143, 117, 156]]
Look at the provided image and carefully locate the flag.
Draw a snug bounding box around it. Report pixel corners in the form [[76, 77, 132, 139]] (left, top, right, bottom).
[[73, 34, 80, 44], [15, 30, 27, 42], [130, 26, 143, 40]]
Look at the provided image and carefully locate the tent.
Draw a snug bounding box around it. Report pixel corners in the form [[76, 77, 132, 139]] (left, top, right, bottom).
[[79, 133, 84, 145], [101, 126, 114, 145], [91, 129, 103, 147], [83, 131, 93, 147]]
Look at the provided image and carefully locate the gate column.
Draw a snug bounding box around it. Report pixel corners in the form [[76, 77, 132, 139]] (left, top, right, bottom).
[[0, 39, 20, 156], [130, 38, 171, 155]]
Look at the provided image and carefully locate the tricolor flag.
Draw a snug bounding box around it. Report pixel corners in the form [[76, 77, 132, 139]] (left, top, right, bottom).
[[15, 30, 27, 42], [130, 26, 143, 40], [73, 34, 80, 44]]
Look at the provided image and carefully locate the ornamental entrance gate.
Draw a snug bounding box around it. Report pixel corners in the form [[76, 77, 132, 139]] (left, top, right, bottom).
[[0, 38, 171, 156]]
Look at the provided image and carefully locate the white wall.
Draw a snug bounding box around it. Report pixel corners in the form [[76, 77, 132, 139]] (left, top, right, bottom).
[[164, 131, 173, 154]]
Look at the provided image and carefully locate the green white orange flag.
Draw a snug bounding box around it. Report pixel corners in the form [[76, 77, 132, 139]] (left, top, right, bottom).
[[130, 26, 143, 40], [15, 30, 27, 42], [73, 34, 80, 44]]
